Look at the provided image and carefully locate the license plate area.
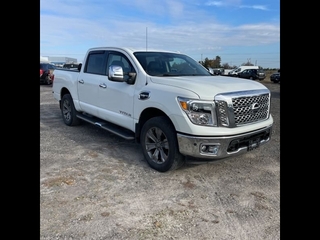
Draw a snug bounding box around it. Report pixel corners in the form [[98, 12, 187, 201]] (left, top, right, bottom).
[[248, 138, 260, 151]]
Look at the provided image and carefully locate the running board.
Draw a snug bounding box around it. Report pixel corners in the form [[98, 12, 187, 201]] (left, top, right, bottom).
[[76, 113, 135, 140]]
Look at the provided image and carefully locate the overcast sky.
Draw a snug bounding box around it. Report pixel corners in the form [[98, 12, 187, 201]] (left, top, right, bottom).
[[40, 0, 280, 68]]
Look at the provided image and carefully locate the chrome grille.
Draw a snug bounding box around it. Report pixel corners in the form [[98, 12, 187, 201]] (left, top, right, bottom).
[[232, 93, 269, 125], [215, 89, 271, 128]]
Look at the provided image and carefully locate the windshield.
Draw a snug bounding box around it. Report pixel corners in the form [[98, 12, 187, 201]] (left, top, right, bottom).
[[134, 51, 211, 76]]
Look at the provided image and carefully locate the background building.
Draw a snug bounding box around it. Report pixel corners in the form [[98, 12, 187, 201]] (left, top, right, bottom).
[[40, 56, 50, 62], [41, 56, 78, 66]]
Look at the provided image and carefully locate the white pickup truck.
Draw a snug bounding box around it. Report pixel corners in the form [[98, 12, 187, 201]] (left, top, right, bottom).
[[52, 47, 273, 172]]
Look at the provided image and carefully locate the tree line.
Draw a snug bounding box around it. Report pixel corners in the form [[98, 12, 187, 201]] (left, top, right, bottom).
[[199, 56, 256, 70]]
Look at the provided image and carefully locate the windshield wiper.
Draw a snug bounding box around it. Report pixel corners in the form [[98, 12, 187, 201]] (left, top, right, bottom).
[[162, 73, 181, 76]]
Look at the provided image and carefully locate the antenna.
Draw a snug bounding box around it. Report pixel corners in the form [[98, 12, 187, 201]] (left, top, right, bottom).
[[146, 27, 148, 51], [145, 27, 148, 85]]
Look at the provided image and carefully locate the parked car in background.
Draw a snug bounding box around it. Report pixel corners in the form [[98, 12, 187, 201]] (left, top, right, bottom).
[[238, 69, 266, 81], [228, 66, 259, 77], [63, 63, 80, 70], [227, 68, 237, 76], [207, 67, 224, 75], [40, 62, 56, 85], [212, 68, 224, 75], [270, 72, 280, 83]]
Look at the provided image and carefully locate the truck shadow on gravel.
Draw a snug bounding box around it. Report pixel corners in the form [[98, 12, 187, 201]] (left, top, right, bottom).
[[41, 113, 213, 171], [271, 91, 280, 99], [82, 122, 210, 171]]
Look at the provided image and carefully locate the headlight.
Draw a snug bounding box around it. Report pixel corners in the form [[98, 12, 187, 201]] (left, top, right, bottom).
[[177, 97, 217, 126]]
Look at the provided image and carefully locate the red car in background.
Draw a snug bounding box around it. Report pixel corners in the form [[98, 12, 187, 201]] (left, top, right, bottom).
[[40, 63, 56, 85]]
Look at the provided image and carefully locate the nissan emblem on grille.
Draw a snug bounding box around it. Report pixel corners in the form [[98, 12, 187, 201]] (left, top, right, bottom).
[[251, 103, 260, 114]]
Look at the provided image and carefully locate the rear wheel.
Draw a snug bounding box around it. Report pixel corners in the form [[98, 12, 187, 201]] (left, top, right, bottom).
[[45, 75, 52, 85], [140, 116, 185, 172], [60, 94, 81, 126]]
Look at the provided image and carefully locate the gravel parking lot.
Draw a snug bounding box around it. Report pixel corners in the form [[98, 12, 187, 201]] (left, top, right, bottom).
[[40, 80, 280, 240]]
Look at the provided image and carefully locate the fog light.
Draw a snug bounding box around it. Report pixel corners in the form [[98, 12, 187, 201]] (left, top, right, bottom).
[[201, 145, 207, 152], [200, 144, 219, 155]]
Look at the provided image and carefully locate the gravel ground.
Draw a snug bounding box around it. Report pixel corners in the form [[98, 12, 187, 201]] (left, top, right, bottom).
[[40, 79, 280, 240]]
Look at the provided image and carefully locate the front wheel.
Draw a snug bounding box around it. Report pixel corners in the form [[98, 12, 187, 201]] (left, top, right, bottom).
[[140, 116, 185, 172], [60, 94, 81, 126]]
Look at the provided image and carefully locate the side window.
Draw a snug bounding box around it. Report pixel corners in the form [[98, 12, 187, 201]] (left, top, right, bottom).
[[85, 51, 108, 75]]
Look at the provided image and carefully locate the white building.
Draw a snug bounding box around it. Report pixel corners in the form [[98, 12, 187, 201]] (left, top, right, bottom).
[[40, 56, 50, 62], [41, 56, 78, 66]]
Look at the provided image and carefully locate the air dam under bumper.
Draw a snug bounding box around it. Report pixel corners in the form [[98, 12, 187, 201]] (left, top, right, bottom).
[[177, 125, 272, 159]]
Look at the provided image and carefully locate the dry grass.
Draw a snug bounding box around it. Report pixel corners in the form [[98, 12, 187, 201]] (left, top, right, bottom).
[[261, 69, 278, 83]]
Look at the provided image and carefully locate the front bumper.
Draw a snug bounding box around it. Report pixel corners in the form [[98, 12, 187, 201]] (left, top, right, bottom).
[[177, 124, 272, 159]]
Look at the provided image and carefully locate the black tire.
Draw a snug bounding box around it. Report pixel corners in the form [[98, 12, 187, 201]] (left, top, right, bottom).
[[60, 94, 81, 126], [140, 116, 185, 172]]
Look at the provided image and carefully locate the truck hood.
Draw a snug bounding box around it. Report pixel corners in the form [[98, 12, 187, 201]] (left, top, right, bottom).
[[150, 75, 267, 99]]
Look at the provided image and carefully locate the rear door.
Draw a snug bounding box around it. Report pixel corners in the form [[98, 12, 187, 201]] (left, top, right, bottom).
[[77, 50, 108, 116]]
